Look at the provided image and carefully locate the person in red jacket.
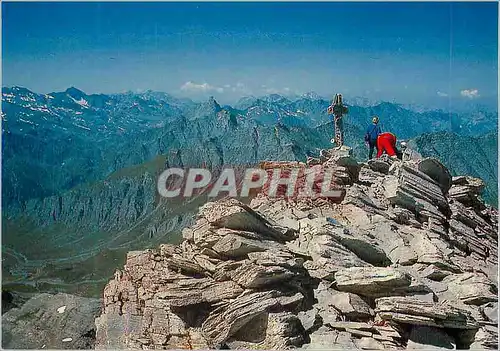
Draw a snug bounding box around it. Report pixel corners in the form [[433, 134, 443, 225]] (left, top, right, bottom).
[[376, 132, 398, 158]]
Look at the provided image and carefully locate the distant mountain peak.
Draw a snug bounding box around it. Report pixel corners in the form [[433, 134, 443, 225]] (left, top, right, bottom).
[[65, 87, 87, 99], [191, 96, 223, 119], [234, 96, 259, 110], [6, 86, 34, 95], [301, 92, 323, 100], [267, 93, 285, 100], [207, 96, 221, 109], [261, 94, 290, 104]]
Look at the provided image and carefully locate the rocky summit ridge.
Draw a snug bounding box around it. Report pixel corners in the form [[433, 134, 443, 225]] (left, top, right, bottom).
[[92, 147, 498, 350], [3, 146, 498, 350]]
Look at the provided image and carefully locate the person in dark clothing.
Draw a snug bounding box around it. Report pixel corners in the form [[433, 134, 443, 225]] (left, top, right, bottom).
[[365, 116, 382, 159]]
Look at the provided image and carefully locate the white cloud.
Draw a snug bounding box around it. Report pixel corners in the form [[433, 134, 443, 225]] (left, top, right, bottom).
[[437, 91, 448, 97], [263, 86, 293, 95], [460, 89, 479, 99], [229, 82, 247, 92], [264, 87, 280, 94], [180, 81, 224, 94]]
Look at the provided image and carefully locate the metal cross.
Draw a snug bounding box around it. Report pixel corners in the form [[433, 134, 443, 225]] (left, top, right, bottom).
[[327, 93, 348, 147]]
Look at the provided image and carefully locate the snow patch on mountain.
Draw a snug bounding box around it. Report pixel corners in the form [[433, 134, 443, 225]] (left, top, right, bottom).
[[69, 96, 90, 109]]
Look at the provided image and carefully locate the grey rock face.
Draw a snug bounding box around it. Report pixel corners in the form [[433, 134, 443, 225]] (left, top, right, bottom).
[[442, 273, 498, 305], [368, 158, 392, 174], [94, 198, 316, 349], [470, 325, 498, 350], [417, 158, 453, 194], [2, 293, 101, 349], [201, 290, 282, 347], [320, 290, 373, 320], [375, 296, 479, 329], [384, 163, 449, 219], [335, 267, 412, 297], [482, 302, 498, 324], [297, 309, 322, 332]]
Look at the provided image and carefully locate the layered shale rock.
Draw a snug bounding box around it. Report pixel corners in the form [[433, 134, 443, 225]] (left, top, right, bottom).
[[94, 197, 315, 349], [375, 296, 479, 329], [8, 147, 495, 350], [92, 150, 497, 350]]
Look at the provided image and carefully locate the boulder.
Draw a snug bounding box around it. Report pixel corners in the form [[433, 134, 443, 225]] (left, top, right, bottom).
[[469, 325, 498, 350], [226, 312, 305, 349], [155, 278, 244, 306], [375, 296, 479, 329], [315, 289, 372, 320], [297, 309, 322, 332], [409, 230, 461, 273], [442, 273, 498, 305], [201, 290, 280, 347], [384, 163, 449, 217], [417, 158, 452, 194], [165, 254, 207, 275], [228, 261, 297, 288], [452, 176, 485, 193], [330, 228, 391, 267], [200, 198, 295, 242], [449, 177, 487, 209], [247, 249, 304, 269], [304, 233, 370, 281], [302, 326, 358, 350], [481, 302, 498, 324], [448, 218, 496, 261], [368, 158, 392, 174], [211, 232, 280, 258], [334, 267, 412, 297]]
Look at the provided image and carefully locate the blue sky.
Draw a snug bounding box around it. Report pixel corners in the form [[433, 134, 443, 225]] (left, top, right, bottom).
[[2, 2, 498, 108]]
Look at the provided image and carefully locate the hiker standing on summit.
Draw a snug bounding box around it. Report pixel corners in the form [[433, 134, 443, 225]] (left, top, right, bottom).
[[364, 116, 382, 159]]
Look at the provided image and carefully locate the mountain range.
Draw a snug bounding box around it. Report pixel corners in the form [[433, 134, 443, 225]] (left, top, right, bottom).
[[3, 86, 497, 207], [1, 86, 497, 297]]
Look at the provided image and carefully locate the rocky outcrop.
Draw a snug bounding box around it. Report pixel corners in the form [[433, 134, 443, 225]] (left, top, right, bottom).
[[94, 197, 314, 349], [2, 293, 101, 349], [375, 296, 478, 329], [383, 162, 450, 222], [334, 267, 412, 297], [92, 149, 497, 349], [441, 273, 498, 305], [449, 176, 486, 208]]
